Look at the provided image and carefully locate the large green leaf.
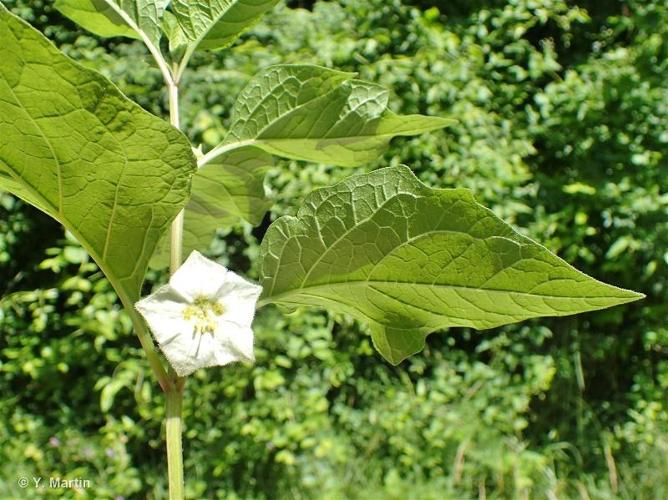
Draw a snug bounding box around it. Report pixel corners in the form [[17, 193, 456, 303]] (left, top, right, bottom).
[[206, 65, 453, 168], [259, 166, 643, 364], [151, 147, 273, 268], [0, 7, 196, 305], [55, 0, 167, 47], [170, 0, 279, 52]]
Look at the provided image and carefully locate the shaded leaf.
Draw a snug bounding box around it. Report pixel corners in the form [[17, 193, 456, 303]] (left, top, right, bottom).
[[151, 147, 273, 268], [161, 10, 189, 53]]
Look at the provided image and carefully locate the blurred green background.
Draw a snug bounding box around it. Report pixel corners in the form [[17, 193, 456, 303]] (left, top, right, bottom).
[[1, 0, 667, 498]]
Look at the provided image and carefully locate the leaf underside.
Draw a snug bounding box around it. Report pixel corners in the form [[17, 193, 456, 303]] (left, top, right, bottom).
[[260, 166, 643, 364], [151, 147, 273, 268], [175, 63, 452, 264], [0, 6, 196, 304]]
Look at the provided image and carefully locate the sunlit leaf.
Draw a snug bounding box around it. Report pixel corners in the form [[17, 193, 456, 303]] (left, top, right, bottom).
[[55, 0, 168, 47], [259, 166, 643, 364], [170, 0, 279, 52], [213, 65, 453, 167], [0, 7, 196, 306]]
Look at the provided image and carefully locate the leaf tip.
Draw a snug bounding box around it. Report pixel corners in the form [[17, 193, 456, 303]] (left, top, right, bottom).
[[617, 288, 645, 303]]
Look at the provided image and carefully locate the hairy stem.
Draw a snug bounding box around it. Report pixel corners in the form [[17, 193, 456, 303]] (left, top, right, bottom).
[[170, 211, 185, 274], [165, 383, 185, 500], [114, 12, 188, 498], [175, 44, 196, 84]]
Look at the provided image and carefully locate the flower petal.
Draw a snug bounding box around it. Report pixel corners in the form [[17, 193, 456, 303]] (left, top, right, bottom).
[[161, 330, 214, 377], [135, 286, 199, 375], [135, 285, 189, 322], [215, 270, 263, 301], [170, 250, 230, 300], [218, 277, 263, 329], [215, 324, 255, 364]]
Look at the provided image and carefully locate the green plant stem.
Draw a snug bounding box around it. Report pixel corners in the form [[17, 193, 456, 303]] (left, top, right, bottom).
[[171, 209, 185, 274], [169, 82, 185, 275], [165, 382, 185, 500], [165, 77, 187, 500], [175, 44, 196, 84]]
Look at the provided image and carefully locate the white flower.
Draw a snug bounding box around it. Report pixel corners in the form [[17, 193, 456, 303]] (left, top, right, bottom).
[[135, 251, 263, 377]]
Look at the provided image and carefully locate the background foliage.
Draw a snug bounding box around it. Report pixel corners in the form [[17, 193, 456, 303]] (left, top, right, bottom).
[[1, 0, 666, 498]]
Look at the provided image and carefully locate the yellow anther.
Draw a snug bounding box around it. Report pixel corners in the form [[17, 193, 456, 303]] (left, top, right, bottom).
[[183, 295, 226, 335]]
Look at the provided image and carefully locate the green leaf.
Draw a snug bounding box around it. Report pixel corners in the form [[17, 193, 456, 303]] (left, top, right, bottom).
[[55, 0, 167, 47], [259, 166, 643, 364], [161, 10, 189, 53], [54, 0, 138, 40], [0, 7, 196, 305], [151, 147, 273, 268], [194, 147, 273, 225], [213, 65, 454, 167], [170, 0, 279, 52]]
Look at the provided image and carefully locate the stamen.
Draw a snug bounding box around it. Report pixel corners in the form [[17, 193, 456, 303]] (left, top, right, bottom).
[[183, 295, 226, 335]]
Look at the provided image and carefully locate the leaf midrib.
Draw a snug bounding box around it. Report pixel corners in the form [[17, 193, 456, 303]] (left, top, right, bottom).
[[218, 118, 447, 158], [206, 121, 444, 168], [296, 191, 421, 288], [260, 279, 638, 308]]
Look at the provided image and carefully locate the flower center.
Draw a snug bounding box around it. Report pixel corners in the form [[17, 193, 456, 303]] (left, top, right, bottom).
[[182, 295, 226, 335]]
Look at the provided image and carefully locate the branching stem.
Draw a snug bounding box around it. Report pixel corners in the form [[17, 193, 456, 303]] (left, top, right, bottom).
[[102, 1, 174, 87]]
